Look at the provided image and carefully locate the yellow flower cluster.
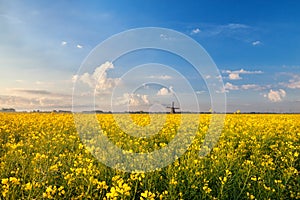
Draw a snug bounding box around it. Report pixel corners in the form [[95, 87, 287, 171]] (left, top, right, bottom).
[[0, 113, 299, 199]]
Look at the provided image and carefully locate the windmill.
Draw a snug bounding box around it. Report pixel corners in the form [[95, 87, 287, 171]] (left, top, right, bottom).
[[167, 101, 180, 114]]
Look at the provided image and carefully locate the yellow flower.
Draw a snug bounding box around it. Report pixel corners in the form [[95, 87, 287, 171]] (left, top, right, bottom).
[[203, 185, 212, 194], [25, 182, 33, 191], [141, 190, 155, 200], [1, 178, 9, 185], [9, 177, 20, 185]]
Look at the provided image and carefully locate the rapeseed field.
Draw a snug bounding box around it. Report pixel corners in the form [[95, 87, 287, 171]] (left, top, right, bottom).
[[0, 113, 299, 199]]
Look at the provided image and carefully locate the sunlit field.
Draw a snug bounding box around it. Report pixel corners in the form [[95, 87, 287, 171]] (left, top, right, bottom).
[[0, 113, 299, 199]]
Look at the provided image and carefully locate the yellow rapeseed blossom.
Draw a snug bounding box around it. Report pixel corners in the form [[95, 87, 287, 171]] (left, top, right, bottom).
[[0, 113, 299, 199], [1, 178, 9, 185], [140, 190, 155, 200], [25, 182, 33, 191]]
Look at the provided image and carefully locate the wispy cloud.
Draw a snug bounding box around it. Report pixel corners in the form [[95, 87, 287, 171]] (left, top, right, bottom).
[[195, 90, 206, 95], [224, 82, 265, 91], [61, 41, 67, 46], [252, 40, 261, 46], [223, 69, 263, 75], [286, 81, 300, 89], [10, 88, 71, 98], [223, 68, 263, 80], [148, 75, 172, 80], [281, 74, 300, 89], [226, 23, 250, 29], [0, 89, 72, 110], [14, 89, 52, 95], [224, 82, 239, 91], [193, 23, 252, 38], [240, 84, 260, 90]]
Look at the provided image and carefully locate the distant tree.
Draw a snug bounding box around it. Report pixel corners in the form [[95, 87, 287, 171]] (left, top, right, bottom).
[[1, 108, 16, 112], [235, 109, 241, 114]]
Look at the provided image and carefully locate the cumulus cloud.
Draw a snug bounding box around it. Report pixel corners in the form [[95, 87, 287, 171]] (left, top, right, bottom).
[[252, 40, 261, 46], [157, 86, 174, 96], [116, 93, 150, 107], [229, 73, 241, 80], [157, 88, 169, 96], [73, 61, 120, 92], [191, 28, 201, 34], [265, 89, 286, 102]]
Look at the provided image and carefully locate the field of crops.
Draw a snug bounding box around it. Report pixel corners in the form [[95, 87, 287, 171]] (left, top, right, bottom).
[[0, 113, 299, 199]]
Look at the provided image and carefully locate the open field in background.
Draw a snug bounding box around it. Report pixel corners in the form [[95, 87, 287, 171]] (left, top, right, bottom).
[[0, 113, 299, 199]]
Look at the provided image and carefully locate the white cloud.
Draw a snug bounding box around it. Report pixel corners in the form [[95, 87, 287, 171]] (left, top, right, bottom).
[[224, 82, 239, 90], [74, 61, 120, 92], [0, 89, 72, 110], [191, 28, 201, 34], [287, 81, 300, 89], [72, 75, 79, 83], [61, 41, 67, 46], [220, 82, 265, 93], [223, 68, 263, 80], [148, 75, 172, 80], [195, 90, 205, 94], [252, 40, 261, 46], [284, 75, 300, 89], [76, 44, 83, 49], [122, 93, 150, 106], [226, 23, 249, 29], [266, 89, 286, 102], [223, 69, 263, 75], [159, 34, 173, 40], [229, 73, 241, 80], [241, 84, 260, 90], [279, 74, 300, 89], [157, 87, 172, 96]]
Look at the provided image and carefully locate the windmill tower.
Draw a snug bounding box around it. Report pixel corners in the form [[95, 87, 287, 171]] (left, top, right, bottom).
[[167, 101, 180, 114]]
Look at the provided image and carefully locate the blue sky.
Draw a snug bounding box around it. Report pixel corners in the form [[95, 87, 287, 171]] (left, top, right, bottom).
[[0, 0, 300, 112]]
